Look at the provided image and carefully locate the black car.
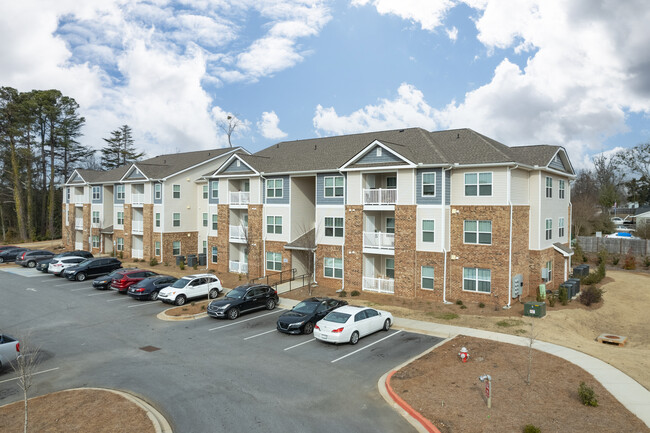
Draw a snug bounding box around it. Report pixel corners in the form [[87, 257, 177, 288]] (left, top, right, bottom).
[[63, 257, 122, 281], [15, 250, 55, 268], [38, 250, 95, 273], [0, 248, 30, 263], [36, 259, 53, 272], [127, 275, 178, 301], [276, 297, 348, 335], [92, 267, 137, 290], [207, 284, 279, 320]]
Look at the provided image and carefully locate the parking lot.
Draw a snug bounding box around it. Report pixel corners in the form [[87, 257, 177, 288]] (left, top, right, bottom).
[[0, 265, 443, 432]]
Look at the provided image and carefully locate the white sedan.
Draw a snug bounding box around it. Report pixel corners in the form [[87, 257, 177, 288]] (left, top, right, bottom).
[[314, 305, 393, 345]]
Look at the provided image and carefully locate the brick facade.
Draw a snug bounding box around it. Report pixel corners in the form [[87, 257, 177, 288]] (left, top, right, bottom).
[[414, 251, 446, 301], [82, 204, 91, 251], [143, 204, 154, 259], [265, 240, 292, 276], [161, 232, 198, 264], [316, 244, 343, 290], [394, 205, 417, 297], [247, 204, 264, 279], [123, 204, 132, 258], [212, 205, 231, 274], [343, 206, 363, 293]]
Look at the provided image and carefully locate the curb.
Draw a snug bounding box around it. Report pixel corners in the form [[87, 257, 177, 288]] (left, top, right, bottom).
[[156, 309, 208, 321], [384, 371, 441, 433]]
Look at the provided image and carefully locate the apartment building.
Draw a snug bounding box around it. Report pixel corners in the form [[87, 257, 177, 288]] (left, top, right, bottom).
[[204, 128, 574, 306], [62, 147, 244, 262]]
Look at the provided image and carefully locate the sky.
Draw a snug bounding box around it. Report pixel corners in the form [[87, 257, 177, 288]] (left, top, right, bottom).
[[1, 0, 649, 169]]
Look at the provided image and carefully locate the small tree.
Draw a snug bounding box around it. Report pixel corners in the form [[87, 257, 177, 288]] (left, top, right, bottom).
[[11, 334, 41, 433], [217, 115, 242, 148], [525, 320, 539, 386]]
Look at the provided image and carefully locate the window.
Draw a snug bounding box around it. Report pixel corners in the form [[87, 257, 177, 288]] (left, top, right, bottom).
[[545, 218, 552, 240], [376, 147, 382, 157], [172, 184, 180, 199], [325, 217, 344, 237], [386, 176, 397, 189], [559, 217, 565, 238], [202, 240, 207, 255], [116, 185, 125, 200], [324, 257, 343, 279], [266, 179, 283, 198], [92, 211, 100, 224], [386, 258, 395, 279], [155, 213, 160, 228], [324, 176, 344, 197], [211, 181, 219, 199], [173, 213, 181, 227], [546, 177, 553, 198], [117, 238, 124, 251], [117, 212, 124, 225], [155, 241, 161, 256], [464, 220, 492, 245], [386, 218, 395, 234], [211, 246, 218, 263], [92, 186, 100, 200], [66, 188, 70, 202], [211, 214, 218, 231], [422, 220, 435, 243], [559, 179, 565, 199], [463, 267, 491, 293], [421, 266, 434, 290], [92, 236, 99, 249], [267, 216, 282, 234], [465, 172, 492, 196], [545, 260, 553, 282], [266, 252, 282, 271], [202, 185, 208, 199], [422, 173, 436, 196], [172, 241, 181, 256], [154, 183, 161, 200], [202, 213, 208, 227]]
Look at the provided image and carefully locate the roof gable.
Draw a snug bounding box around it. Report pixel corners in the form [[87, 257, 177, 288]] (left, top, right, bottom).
[[210, 154, 259, 177], [340, 140, 415, 170], [68, 171, 85, 184], [122, 166, 148, 180]]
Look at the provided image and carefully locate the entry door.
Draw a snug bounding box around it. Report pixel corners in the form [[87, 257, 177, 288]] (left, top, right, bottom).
[[364, 255, 375, 278], [366, 215, 376, 233]]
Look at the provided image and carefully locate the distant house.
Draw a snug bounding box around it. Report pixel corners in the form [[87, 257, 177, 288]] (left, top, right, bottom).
[[635, 206, 650, 226]]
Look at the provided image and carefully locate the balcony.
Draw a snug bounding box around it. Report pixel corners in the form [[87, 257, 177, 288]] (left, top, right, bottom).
[[73, 195, 85, 205], [75, 218, 84, 230], [229, 225, 248, 242], [131, 193, 144, 206], [363, 232, 395, 253], [230, 191, 250, 207], [229, 260, 248, 274], [132, 220, 144, 234], [363, 276, 395, 294], [363, 188, 396, 206], [75, 241, 83, 250], [132, 248, 143, 259]]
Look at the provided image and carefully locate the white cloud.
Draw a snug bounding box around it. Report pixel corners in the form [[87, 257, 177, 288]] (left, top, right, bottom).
[[257, 111, 288, 139], [445, 26, 458, 41], [351, 0, 456, 31]]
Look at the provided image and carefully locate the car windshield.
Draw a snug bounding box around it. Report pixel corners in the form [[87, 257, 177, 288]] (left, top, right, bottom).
[[324, 312, 351, 324], [293, 301, 319, 314], [225, 288, 247, 299], [106, 269, 123, 278], [170, 278, 190, 289], [77, 259, 92, 267]]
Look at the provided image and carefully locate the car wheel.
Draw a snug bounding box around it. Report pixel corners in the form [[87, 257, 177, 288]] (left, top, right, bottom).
[[209, 289, 219, 299], [150, 291, 159, 301], [227, 308, 240, 320], [350, 331, 360, 345], [0, 257, 4, 263], [303, 322, 314, 335], [174, 295, 186, 306], [27, 261, 36, 268], [383, 319, 391, 331], [265, 299, 276, 310], [76, 272, 87, 282]]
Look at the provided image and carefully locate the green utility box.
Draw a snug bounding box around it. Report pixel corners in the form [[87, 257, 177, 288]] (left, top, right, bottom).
[[524, 301, 546, 318]]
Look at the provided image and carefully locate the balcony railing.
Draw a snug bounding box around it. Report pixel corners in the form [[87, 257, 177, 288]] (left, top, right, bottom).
[[363, 188, 397, 205], [230, 191, 250, 206], [73, 195, 85, 204], [229, 225, 248, 241], [132, 248, 143, 259], [131, 193, 145, 205], [75, 241, 83, 250], [363, 276, 395, 294], [132, 220, 144, 234], [75, 218, 84, 230], [229, 260, 248, 274], [363, 231, 395, 250]]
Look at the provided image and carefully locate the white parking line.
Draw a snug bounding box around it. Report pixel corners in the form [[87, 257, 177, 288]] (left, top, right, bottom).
[[0, 367, 60, 385], [87, 291, 113, 297], [243, 329, 276, 340], [106, 297, 129, 302], [284, 338, 316, 351], [330, 330, 403, 364], [208, 309, 285, 331], [70, 287, 89, 292], [127, 301, 159, 308], [54, 283, 72, 287]]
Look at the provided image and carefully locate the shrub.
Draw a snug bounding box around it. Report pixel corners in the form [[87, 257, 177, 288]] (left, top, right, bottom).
[[478, 302, 485, 308], [179, 262, 185, 270], [460, 305, 467, 309], [455, 299, 463, 305], [149, 257, 158, 267], [351, 290, 360, 297], [193, 263, 198, 270], [611, 254, 620, 265], [190, 301, 196, 306], [644, 256, 650, 268], [547, 294, 556, 307], [558, 286, 568, 305], [578, 382, 598, 407], [339, 290, 347, 298], [580, 286, 603, 306], [622, 254, 636, 270], [523, 425, 541, 433], [118, 251, 123, 259], [573, 242, 587, 263]]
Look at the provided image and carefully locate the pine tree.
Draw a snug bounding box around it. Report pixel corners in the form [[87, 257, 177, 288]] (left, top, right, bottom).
[[100, 125, 144, 169]]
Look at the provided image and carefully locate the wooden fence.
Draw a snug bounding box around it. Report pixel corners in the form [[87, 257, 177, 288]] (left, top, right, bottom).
[[576, 236, 650, 256]]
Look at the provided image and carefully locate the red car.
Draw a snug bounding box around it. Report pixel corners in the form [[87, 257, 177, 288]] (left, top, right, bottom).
[[110, 269, 158, 293]]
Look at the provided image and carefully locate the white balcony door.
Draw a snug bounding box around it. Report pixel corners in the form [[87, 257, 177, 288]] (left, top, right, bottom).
[[366, 174, 376, 189], [364, 256, 375, 277], [365, 215, 376, 233]]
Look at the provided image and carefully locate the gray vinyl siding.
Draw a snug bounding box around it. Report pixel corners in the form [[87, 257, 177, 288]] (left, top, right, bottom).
[[91, 186, 103, 204], [126, 168, 145, 179], [222, 159, 254, 174], [69, 173, 84, 184], [263, 176, 290, 204], [316, 172, 346, 205], [153, 182, 163, 204], [416, 168, 443, 205], [445, 170, 451, 205], [114, 184, 124, 204], [209, 180, 219, 204], [549, 155, 567, 172], [356, 146, 403, 165]]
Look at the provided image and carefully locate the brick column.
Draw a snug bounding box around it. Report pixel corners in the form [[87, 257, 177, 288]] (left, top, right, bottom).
[[344, 205, 363, 292], [124, 204, 132, 258], [394, 205, 417, 298], [82, 204, 91, 251], [215, 204, 231, 274], [247, 204, 263, 279], [143, 204, 154, 259]]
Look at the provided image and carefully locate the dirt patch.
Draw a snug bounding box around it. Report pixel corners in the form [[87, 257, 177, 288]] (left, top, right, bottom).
[[391, 336, 649, 433], [0, 389, 155, 433], [164, 299, 211, 316]]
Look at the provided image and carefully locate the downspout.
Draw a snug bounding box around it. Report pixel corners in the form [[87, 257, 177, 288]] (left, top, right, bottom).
[[260, 175, 267, 277], [442, 166, 453, 304], [505, 165, 518, 309], [569, 200, 573, 272]]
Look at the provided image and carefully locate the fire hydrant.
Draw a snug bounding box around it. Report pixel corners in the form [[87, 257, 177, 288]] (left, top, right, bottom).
[[459, 347, 469, 363]]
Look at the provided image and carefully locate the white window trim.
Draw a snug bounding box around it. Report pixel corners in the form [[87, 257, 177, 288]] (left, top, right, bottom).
[[421, 172, 436, 197], [266, 178, 283, 199], [92, 186, 101, 201], [324, 176, 344, 198], [462, 267, 492, 294], [559, 217, 565, 238], [211, 214, 218, 231], [421, 266, 434, 290], [323, 257, 343, 279], [172, 241, 181, 256], [386, 217, 395, 234], [173, 213, 181, 227], [559, 179, 565, 199], [92, 211, 100, 224], [202, 185, 208, 199], [266, 215, 283, 234], [266, 252, 282, 271], [116, 185, 125, 200], [211, 246, 218, 264], [211, 181, 219, 199], [155, 213, 160, 228], [92, 236, 99, 248], [324, 216, 344, 238], [202, 213, 208, 227], [117, 212, 124, 226], [155, 241, 161, 256], [376, 147, 382, 157], [154, 184, 162, 200], [422, 219, 435, 243], [172, 184, 181, 199], [117, 238, 124, 251], [463, 220, 492, 245], [464, 172, 493, 197], [545, 218, 552, 240], [545, 176, 553, 198]]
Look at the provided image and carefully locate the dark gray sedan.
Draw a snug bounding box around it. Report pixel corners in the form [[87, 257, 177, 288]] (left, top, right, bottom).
[[127, 275, 178, 301]]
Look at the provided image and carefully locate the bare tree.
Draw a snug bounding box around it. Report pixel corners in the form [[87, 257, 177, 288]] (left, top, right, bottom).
[[11, 334, 41, 433], [526, 320, 539, 386], [217, 115, 241, 148]]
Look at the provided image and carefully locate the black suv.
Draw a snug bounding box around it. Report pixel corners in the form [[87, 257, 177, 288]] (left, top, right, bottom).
[[207, 284, 279, 320], [36, 250, 94, 273], [63, 258, 122, 281], [16, 250, 55, 268]]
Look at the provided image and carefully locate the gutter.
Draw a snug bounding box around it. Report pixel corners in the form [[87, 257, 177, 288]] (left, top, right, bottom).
[[505, 165, 518, 309]]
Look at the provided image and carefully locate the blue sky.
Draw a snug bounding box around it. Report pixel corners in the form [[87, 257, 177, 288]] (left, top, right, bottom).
[[2, 0, 649, 169]]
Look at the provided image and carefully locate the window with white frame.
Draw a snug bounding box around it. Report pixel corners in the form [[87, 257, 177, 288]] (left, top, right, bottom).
[[422, 173, 436, 196], [324, 176, 344, 197], [116, 185, 125, 200], [325, 217, 344, 237], [211, 246, 218, 263], [546, 176, 553, 198], [386, 176, 397, 189], [202, 185, 208, 199], [559, 217, 565, 237], [92, 236, 99, 248], [172, 184, 180, 199], [266, 252, 282, 271], [324, 257, 343, 279], [267, 216, 282, 234], [422, 220, 435, 243], [66, 188, 70, 202], [376, 147, 382, 157], [545, 218, 552, 240], [117, 211, 124, 225], [202, 213, 208, 227], [154, 183, 162, 200], [464, 220, 492, 244], [212, 214, 218, 231], [155, 213, 160, 228], [545, 260, 552, 282], [173, 213, 181, 227], [266, 179, 283, 198], [202, 240, 207, 255], [92, 211, 100, 224], [92, 186, 100, 200], [386, 258, 395, 279], [117, 238, 124, 251], [465, 172, 492, 196], [211, 181, 219, 199], [559, 179, 565, 199], [155, 241, 161, 256], [386, 217, 395, 234], [172, 241, 181, 256], [463, 267, 491, 293], [421, 266, 434, 290]]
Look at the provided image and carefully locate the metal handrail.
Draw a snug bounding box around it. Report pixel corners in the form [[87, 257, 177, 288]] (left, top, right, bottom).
[[249, 268, 296, 286]]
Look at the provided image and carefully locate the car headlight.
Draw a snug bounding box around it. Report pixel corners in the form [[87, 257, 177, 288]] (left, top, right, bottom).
[[217, 303, 230, 310], [288, 321, 304, 328]]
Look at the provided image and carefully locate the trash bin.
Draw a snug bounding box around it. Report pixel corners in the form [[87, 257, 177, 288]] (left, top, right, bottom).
[[175, 255, 185, 266], [198, 253, 206, 266], [573, 264, 589, 277], [568, 278, 581, 297], [186, 254, 197, 267], [524, 301, 546, 318]]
